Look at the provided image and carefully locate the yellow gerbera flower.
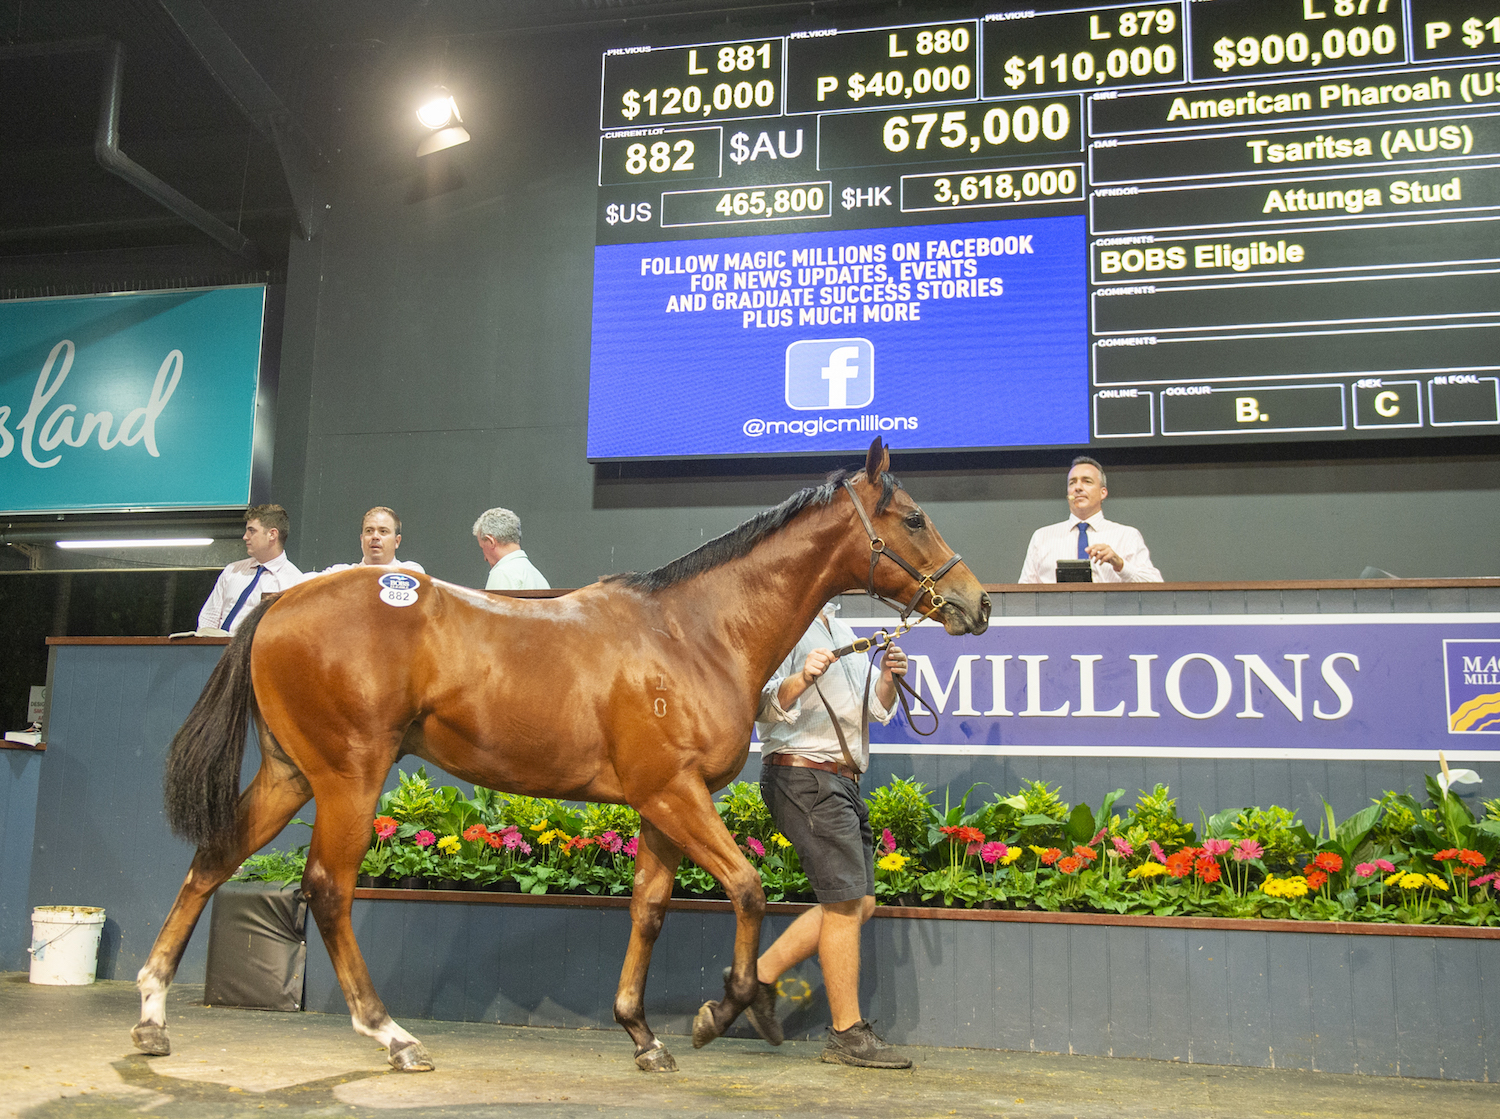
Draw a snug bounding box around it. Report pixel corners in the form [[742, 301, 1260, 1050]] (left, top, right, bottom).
[[877, 852, 909, 872], [436, 835, 461, 855], [1427, 874, 1450, 891], [772, 833, 792, 848], [1128, 862, 1168, 879], [1000, 848, 1023, 866]]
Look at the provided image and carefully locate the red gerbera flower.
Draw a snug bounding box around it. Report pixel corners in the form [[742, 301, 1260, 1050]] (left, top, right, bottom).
[[372, 816, 398, 840], [1433, 849, 1459, 862], [1458, 849, 1486, 868], [484, 832, 505, 849], [1039, 847, 1062, 866], [1057, 855, 1083, 875], [1195, 856, 1222, 883], [1305, 868, 1328, 890], [1312, 851, 1343, 873]]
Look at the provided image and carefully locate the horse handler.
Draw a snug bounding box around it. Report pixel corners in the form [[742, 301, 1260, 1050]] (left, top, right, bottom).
[[743, 599, 912, 1068]]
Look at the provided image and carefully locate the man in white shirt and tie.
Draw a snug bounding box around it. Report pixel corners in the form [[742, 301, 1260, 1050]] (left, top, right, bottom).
[[197, 504, 304, 634], [1019, 456, 1162, 583]]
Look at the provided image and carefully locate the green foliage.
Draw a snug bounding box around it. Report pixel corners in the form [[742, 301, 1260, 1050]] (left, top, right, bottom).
[[379, 767, 444, 829], [232, 848, 306, 886], [1369, 790, 1419, 851], [1233, 805, 1306, 872], [1126, 784, 1196, 851], [1009, 778, 1071, 847], [582, 801, 641, 838], [865, 775, 937, 854], [715, 782, 773, 843]]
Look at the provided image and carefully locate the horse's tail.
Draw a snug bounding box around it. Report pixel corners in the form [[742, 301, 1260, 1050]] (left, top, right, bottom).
[[163, 598, 274, 849]]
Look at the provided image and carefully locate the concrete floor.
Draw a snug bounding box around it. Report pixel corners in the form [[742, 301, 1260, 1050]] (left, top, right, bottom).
[[2, 972, 1497, 1119]]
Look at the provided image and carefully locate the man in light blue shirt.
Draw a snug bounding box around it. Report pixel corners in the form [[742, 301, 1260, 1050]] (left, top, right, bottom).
[[473, 507, 549, 590]]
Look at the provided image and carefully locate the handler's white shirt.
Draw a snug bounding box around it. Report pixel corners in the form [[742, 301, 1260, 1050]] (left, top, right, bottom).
[[755, 610, 894, 773], [1019, 514, 1162, 584], [197, 552, 303, 632], [485, 549, 549, 591], [310, 557, 426, 578]]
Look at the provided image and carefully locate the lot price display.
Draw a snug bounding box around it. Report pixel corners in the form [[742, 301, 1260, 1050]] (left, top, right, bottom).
[[784, 22, 979, 113], [981, 4, 1185, 95], [601, 39, 783, 129], [591, 4, 1500, 459]]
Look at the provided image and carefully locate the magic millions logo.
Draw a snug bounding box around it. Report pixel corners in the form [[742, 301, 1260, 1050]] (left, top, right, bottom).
[[1443, 640, 1500, 733]]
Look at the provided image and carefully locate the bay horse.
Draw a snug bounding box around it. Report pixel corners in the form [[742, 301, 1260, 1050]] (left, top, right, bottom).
[[134, 438, 990, 1073]]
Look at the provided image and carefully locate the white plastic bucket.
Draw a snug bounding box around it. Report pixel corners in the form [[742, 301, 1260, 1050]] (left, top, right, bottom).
[[29, 906, 105, 985]]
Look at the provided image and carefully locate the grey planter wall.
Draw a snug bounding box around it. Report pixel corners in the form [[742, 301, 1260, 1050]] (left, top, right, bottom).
[[302, 897, 1500, 1082]]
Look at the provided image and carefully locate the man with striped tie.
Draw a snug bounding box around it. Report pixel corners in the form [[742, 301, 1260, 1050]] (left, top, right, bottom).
[[1018, 456, 1161, 584], [196, 504, 303, 634]]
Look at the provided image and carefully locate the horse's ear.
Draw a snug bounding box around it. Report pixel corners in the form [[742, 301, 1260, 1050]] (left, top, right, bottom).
[[864, 437, 889, 480]]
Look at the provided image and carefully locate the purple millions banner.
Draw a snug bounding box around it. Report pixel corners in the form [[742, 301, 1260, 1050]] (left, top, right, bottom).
[[753, 614, 1500, 760]]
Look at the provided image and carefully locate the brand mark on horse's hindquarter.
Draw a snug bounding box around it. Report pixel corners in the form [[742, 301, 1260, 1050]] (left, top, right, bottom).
[[654, 698, 667, 717]]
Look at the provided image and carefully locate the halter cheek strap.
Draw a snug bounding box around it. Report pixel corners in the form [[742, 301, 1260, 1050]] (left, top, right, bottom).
[[814, 479, 973, 756]]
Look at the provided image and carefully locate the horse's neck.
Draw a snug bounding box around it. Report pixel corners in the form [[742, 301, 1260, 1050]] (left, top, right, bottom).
[[659, 502, 862, 689]]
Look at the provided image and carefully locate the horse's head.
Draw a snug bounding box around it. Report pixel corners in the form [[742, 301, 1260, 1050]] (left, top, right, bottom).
[[845, 438, 990, 636]]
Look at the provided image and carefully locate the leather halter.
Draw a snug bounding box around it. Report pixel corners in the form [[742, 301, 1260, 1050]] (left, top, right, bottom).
[[806, 478, 972, 764], [838, 477, 965, 645]]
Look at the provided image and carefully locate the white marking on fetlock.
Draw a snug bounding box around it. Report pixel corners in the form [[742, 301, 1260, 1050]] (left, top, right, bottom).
[[137, 969, 168, 1027], [352, 1014, 420, 1049]]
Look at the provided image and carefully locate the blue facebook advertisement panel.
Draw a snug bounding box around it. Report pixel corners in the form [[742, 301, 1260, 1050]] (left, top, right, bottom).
[[588, 215, 1086, 458], [0, 287, 265, 513]]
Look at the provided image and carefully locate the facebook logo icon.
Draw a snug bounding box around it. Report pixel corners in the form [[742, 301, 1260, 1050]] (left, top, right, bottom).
[[785, 338, 874, 410]]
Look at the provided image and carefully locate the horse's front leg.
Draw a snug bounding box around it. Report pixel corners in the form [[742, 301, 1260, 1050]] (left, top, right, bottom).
[[637, 776, 768, 1051], [614, 820, 683, 1071]]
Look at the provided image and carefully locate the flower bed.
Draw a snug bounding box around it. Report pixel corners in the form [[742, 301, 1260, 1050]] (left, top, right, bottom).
[[233, 766, 1500, 928]]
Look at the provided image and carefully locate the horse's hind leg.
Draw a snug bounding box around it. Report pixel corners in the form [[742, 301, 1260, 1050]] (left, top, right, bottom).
[[299, 780, 433, 1072], [614, 820, 684, 1072], [134, 726, 310, 1055]]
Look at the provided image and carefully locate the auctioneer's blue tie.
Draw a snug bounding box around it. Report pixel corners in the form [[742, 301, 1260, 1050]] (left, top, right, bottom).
[[222, 565, 265, 631], [1076, 522, 1090, 560]]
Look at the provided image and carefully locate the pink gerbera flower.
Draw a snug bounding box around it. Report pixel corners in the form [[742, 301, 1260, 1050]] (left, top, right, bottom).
[[980, 841, 1007, 865], [414, 830, 436, 847], [882, 828, 898, 854], [747, 837, 765, 857], [623, 836, 639, 857], [1232, 839, 1263, 862]]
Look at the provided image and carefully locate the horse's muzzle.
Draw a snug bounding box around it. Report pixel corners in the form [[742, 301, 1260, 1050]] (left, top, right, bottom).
[[941, 591, 990, 636]]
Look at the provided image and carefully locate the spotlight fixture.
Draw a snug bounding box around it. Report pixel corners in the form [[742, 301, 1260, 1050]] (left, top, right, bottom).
[[56, 538, 214, 549], [416, 86, 470, 156]]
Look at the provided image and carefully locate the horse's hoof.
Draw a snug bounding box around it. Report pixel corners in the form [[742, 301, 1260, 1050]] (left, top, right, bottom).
[[131, 1022, 170, 1056], [691, 999, 724, 1049], [388, 1040, 434, 1072], [635, 1042, 678, 1073]]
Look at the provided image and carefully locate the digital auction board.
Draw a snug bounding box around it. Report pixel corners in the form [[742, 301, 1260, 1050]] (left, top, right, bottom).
[[587, 0, 1500, 459]]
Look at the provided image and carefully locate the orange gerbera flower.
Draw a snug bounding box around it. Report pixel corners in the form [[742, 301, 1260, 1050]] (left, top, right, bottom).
[[1195, 857, 1221, 884], [462, 824, 489, 842], [1305, 868, 1328, 890], [1458, 849, 1487, 868], [1074, 845, 1098, 862], [1312, 851, 1343, 873], [1164, 850, 1195, 878], [1039, 847, 1062, 866], [1057, 855, 1083, 874]]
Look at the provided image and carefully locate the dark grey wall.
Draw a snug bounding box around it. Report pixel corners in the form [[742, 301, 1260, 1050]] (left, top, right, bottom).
[[265, 18, 1500, 590]]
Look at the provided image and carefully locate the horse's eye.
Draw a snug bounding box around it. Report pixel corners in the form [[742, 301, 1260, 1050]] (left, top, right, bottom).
[[905, 513, 924, 531]]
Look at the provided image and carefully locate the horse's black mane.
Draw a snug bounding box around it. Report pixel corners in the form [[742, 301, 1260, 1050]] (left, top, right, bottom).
[[605, 467, 902, 592]]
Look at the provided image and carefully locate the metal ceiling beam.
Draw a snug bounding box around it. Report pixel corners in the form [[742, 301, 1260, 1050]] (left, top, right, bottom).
[[156, 0, 324, 241], [0, 38, 254, 257]]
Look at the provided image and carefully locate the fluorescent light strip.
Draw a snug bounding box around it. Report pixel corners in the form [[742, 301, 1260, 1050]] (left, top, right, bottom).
[[56, 538, 215, 549]]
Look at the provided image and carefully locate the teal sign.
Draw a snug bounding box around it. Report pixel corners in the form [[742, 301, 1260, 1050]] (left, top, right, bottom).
[[0, 287, 266, 513]]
